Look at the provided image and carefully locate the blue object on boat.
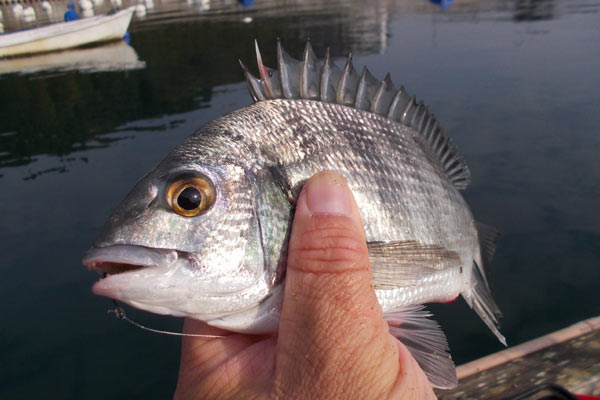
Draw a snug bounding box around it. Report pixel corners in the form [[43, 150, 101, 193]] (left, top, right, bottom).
[[238, 0, 253, 7], [64, 2, 79, 21], [429, 0, 453, 10], [123, 30, 130, 45]]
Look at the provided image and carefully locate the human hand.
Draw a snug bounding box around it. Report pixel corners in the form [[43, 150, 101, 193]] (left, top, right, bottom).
[[174, 171, 436, 399]]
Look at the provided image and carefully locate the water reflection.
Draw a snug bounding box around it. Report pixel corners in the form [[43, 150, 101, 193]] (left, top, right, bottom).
[[0, 65, 211, 172], [514, 0, 556, 21], [0, 41, 145, 76]]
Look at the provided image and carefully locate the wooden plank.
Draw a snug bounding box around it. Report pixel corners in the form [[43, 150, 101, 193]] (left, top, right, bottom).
[[437, 316, 600, 399]]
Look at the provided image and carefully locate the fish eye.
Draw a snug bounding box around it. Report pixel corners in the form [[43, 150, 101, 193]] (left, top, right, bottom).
[[166, 175, 215, 217]]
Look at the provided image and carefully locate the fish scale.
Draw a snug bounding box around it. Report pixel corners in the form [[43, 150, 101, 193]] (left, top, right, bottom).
[[248, 99, 467, 244], [83, 41, 504, 390]]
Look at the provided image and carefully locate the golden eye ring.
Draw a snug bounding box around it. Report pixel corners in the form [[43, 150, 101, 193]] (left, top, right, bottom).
[[166, 175, 215, 217]]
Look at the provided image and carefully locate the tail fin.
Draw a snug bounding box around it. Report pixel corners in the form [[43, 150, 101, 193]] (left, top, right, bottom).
[[463, 222, 506, 346]]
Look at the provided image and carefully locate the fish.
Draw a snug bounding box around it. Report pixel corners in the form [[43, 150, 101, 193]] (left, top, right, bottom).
[[82, 40, 505, 389]]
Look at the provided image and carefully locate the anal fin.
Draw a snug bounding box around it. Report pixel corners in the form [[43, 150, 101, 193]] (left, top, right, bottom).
[[385, 305, 458, 389], [467, 222, 506, 345], [465, 263, 507, 346]]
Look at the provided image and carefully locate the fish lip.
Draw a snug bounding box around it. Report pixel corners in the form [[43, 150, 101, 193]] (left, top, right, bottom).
[[82, 244, 184, 296], [83, 244, 178, 272]]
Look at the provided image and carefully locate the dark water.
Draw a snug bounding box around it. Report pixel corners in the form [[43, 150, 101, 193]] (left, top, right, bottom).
[[1, 0, 599, 397]]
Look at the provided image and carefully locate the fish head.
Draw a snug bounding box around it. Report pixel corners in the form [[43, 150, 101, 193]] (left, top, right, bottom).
[[82, 139, 289, 322]]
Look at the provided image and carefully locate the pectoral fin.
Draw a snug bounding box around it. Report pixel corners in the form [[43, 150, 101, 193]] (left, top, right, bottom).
[[368, 240, 461, 289]]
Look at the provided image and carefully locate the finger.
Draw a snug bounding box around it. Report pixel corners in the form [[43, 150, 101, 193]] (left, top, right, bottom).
[[179, 318, 245, 371], [176, 318, 260, 396], [274, 171, 400, 398]]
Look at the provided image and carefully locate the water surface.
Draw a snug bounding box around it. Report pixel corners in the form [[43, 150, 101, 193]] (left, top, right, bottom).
[[1, 0, 599, 398]]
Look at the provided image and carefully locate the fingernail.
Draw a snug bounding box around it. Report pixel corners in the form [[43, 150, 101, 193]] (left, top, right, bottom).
[[305, 172, 352, 216]]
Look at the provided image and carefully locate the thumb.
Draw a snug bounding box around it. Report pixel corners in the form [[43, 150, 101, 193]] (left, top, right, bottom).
[[274, 171, 399, 398]]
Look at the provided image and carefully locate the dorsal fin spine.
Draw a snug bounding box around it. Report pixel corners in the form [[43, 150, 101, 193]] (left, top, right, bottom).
[[320, 48, 331, 101], [401, 97, 415, 124], [355, 68, 367, 109], [242, 41, 472, 190], [407, 100, 423, 128], [409, 102, 422, 127], [441, 145, 455, 166], [422, 116, 433, 141], [254, 41, 272, 98], [373, 74, 396, 115], [417, 103, 428, 131], [239, 59, 264, 102], [337, 54, 353, 104], [415, 105, 425, 131], [300, 41, 313, 99], [425, 119, 435, 139], [371, 78, 387, 113], [387, 87, 404, 119], [276, 39, 292, 99], [428, 121, 440, 142], [446, 161, 464, 176], [432, 133, 444, 157]]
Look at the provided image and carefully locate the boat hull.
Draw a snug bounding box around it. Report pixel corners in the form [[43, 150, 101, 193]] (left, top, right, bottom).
[[0, 7, 135, 58]]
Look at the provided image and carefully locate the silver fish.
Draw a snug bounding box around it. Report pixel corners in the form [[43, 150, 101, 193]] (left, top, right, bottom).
[[82, 40, 504, 389]]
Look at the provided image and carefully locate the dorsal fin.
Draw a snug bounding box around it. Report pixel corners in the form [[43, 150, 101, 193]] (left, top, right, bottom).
[[240, 41, 471, 190]]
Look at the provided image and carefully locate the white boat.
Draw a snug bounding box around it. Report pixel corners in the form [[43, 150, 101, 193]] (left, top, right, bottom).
[[0, 7, 136, 58], [0, 41, 146, 75]]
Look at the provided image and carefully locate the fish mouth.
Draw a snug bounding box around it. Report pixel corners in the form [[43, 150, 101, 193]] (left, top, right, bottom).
[[87, 261, 145, 276], [82, 244, 181, 297], [83, 244, 172, 274]]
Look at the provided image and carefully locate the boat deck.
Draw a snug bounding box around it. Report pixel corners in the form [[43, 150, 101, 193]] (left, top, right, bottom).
[[438, 316, 600, 399]]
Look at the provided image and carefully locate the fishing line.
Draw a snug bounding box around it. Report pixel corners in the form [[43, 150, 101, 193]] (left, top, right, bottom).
[[107, 299, 225, 338]]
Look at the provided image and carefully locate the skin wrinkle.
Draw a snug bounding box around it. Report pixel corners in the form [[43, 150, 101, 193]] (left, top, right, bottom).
[[199, 338, 275, 399], [186, 355, 238, 398], [329, 320, 392, 395], [176, 321, 269, 399], [290, 230, 368, 268], [282, 273, 377, 339], [287, 259, 368, 273], [178, 321, 258, 383], [189, 337, 254, 384], [278, 301, 338, 380], [241, 339, 276, 396], [285, 272, 378, 332]]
